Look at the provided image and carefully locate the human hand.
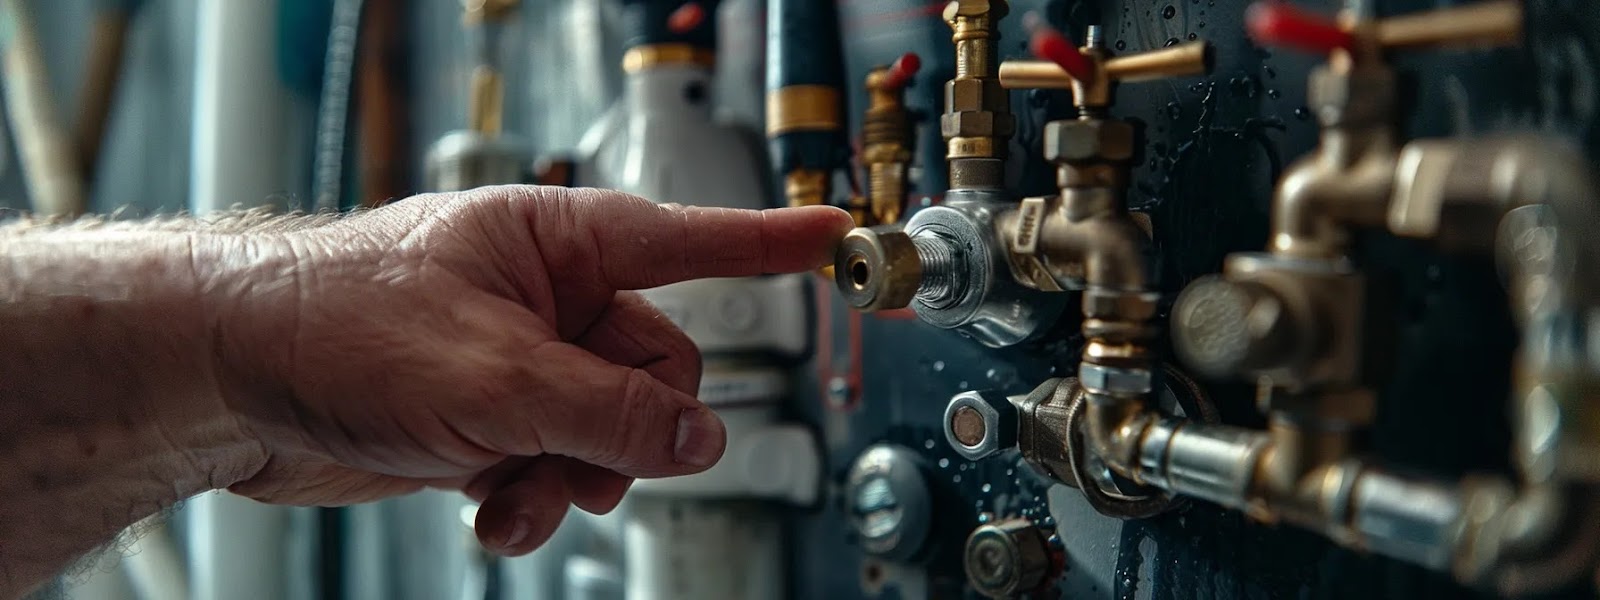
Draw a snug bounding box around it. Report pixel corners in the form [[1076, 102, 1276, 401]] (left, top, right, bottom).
[[202, 186, 850, 554]]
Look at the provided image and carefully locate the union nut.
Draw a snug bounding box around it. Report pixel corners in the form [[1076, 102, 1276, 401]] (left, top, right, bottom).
[[1043, 119, 1135, 164], [836, 227, 923, 311], [944, 390, 1020, 461]]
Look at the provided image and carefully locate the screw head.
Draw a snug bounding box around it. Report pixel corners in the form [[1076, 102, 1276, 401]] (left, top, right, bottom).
[[846, 445, 934, 561]]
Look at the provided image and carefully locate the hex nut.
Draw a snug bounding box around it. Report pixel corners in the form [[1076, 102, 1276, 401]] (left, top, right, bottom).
[[945, 79, 991, 112], [964, 518, 1052, 599], [1081, 288, 1160, 321], [941, 112, 1014, 139], [1043, 119, 1135, 163], [941, 111, 998, 138], [1076, 363, 1153, 396], [944, 390, 1020, 461], [836, 227, 923, 311]]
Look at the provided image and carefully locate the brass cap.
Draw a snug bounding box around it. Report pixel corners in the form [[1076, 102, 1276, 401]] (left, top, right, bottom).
[[1171, 276, 1292, 379], [835, 228, 923, 311]]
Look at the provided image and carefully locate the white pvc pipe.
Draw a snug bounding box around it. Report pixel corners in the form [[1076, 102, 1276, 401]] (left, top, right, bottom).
[[189, 0, 294, 215]]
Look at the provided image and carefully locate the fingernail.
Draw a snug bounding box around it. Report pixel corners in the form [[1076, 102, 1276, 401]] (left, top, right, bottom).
[[674, 408, 724, 468], [501, 515, 530, 550]]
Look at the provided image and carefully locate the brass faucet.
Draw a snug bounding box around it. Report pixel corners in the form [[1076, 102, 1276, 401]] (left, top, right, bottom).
[[1014, 2, 1600, 594], [833, 4, 1210, 353]]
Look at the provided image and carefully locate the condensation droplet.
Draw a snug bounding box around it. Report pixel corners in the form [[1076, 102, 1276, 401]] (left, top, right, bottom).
[[1162, 5, 1176, 19], [981, 483, 992, 493], [953, 475, 962, 483], [1187, 32, 1197, 40], [938, 458, 950, 468], [924, 439, 936, 450], [1165, 37, 1180, 47], [932, 360, 945, 372], [1267, 89, 1281, 99], [1115, 40, 1127, 51], [1294, 107, 1311, 120]]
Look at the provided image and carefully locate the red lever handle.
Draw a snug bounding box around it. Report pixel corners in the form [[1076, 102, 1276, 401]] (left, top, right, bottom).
[[883, 53, 922, 90], [667, 2, 706, 35], [1023, 13, 1094, 82], [1246, 1, 1353, 54]]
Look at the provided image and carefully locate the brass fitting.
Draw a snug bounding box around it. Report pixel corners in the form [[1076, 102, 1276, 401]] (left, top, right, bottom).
[[783, 169, 828, 209], [941, 0, 1013, 189], [999, 40, 1211, 110], [1172, 1, 1522, 392], [460, 0, 522, 137], [861, 65, 915, 225], [1147, 2, 1600, 595]]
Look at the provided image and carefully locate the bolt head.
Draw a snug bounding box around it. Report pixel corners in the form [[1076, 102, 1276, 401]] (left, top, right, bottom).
[[943, 390, 1019, 461], [1043, 119, 1135, 163]]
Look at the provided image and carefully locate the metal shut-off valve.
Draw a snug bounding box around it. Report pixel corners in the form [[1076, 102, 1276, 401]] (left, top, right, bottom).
[[835, 0, 1213, 353]]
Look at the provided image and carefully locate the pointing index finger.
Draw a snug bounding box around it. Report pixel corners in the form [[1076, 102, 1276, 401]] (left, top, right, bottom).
[[529, 189, 854, 291]]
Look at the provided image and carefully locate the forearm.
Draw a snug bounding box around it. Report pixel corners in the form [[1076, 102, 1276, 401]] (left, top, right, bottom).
[[0, 224, 267, 597]]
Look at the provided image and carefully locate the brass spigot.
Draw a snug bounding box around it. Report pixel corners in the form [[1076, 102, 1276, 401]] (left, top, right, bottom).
[[941, 0, 1012, 190], [857, 54, 920, 226], [1170, 0, 1523, 393]]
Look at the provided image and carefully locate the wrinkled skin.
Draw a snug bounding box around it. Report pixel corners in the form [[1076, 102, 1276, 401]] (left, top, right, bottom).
[[0, 185, 852, 595]]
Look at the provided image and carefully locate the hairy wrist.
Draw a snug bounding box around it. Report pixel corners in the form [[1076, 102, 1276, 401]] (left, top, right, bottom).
[[0, 222, 269, 595]]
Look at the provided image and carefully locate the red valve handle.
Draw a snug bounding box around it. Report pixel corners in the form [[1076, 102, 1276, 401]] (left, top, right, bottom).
[[667, 2, 706, 35], [1023, 13, 1095, 82], [1245, 1, 1353, 55], [883, 53, 922, 90]]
